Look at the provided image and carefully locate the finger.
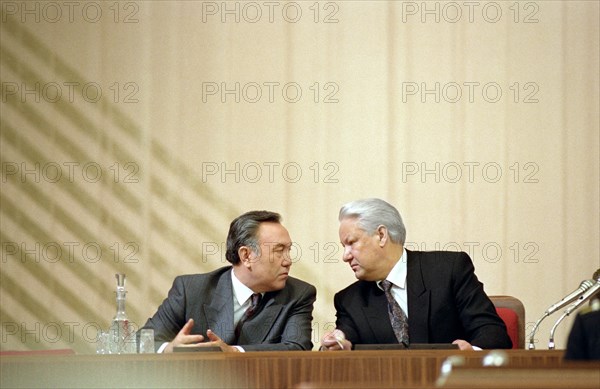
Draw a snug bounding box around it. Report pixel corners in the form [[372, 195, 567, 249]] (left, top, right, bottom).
[[182, 334, 204, 343], [320, 341, 337, 350], [180, 319, 195, 335], [452, 339, 471, 350], [177, 341, 206, 348], [325, 343, 338, 350], [322, 330, 334, 339], [206, 329, 221, 342], [321, 331, 337, 343], [321, 339, 337, 347], [332, 329, 346, 341], [172, 335, 203, 348]]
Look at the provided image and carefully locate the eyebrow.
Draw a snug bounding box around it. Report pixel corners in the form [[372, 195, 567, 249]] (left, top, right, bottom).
[[269, 242, 292, 249], [341, 231, 355, 242]]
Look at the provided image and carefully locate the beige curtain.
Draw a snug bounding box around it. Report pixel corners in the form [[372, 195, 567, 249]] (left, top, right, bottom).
[[1, 1, 598, 353]]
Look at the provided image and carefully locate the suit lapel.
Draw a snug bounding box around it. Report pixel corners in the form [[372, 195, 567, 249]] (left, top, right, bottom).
[[239, 291, 283, 344], [406, 250, 430, 343], [362, 284, 397, 343], [204, 270, 235, 344]]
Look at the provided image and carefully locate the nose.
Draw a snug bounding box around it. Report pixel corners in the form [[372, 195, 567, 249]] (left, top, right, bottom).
[[342, 245, 352, 262], [282, 251, 292, 267]]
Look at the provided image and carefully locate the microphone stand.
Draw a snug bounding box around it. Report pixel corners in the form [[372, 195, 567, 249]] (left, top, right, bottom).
[[548, 311, 569, 350], [527, 312, 549, 350]]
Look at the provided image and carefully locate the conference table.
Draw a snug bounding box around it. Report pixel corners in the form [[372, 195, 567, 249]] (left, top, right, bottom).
[[1, 349, 598, 388]]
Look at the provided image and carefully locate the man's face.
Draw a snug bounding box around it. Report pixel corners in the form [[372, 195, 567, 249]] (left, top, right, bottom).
[[247, 222, 293, 292], [339, 217, 386, 281]]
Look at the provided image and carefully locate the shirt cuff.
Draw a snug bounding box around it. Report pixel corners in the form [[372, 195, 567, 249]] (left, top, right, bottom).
[[157, 342, 169, 353]]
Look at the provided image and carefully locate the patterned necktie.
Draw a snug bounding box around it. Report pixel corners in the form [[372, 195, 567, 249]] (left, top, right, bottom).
[[381, 280, 409, 344], [235, 293, 261, 341]]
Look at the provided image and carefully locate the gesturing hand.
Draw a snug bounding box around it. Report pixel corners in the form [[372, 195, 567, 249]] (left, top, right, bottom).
[[164, 319, 204, 353], [204, 329, 240, 352]]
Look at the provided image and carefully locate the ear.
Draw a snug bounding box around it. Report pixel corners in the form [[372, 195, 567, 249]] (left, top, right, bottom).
[[376, 225, 388, 247], [238, 246, 254, 268]]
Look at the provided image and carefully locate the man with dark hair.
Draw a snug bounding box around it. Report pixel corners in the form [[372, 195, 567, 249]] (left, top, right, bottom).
[[321, 198, 511, 351], [143, 210, 316, 352]]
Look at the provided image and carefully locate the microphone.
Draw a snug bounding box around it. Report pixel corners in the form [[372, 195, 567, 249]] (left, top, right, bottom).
[[548, 279, 600, 349], [545, 279, 596, 316], [563, 279, 600, 315], [527, 277, 595, 349]]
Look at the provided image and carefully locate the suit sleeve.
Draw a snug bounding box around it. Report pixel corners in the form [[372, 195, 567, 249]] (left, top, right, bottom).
[[243, 283, 317, 351], [334, 291, 361, 346], [141, 276, 188, 345], [452, 253, 512, 349]]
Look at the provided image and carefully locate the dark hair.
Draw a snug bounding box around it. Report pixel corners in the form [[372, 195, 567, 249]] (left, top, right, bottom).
[[225, 210, 282, 265]]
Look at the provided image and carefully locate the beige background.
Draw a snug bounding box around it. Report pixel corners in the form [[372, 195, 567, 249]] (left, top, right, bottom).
[[1, 1, 598, 353]]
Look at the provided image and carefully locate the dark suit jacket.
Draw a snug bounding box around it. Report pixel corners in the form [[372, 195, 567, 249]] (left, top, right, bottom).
[[143, 267, 316, 351], [334, 250, 512, 349], [564, 307, 600, 360]]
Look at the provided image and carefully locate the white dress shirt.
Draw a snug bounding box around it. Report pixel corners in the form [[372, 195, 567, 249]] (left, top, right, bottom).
[[231, 269, 260, 327], [377, 248, 409, 316]]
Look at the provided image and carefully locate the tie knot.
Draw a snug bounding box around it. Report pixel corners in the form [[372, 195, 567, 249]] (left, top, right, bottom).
[[250, 293, 261, 308], [381, 280, 393, 292]]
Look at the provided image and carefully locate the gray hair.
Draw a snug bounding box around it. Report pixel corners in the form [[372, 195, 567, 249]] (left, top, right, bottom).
[[339, 198, 406, 244]]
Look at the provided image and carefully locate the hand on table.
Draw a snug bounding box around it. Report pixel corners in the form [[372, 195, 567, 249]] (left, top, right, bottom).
[[320, 329, 352, 351]]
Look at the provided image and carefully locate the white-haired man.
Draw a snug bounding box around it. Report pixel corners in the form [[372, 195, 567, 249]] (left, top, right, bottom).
[[322, 198, 511, 351]]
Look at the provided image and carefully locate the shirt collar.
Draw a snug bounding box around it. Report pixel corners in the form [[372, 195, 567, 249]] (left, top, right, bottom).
[[231, 268, 255, 306], [377, 248, 408, 290]]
